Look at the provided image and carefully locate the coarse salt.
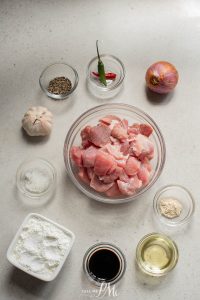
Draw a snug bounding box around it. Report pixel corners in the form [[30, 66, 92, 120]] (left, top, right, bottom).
[[23, 168, 51, 194]]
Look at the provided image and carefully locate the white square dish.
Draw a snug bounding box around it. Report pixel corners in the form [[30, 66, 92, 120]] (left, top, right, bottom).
[[7, 213, 75, 281]]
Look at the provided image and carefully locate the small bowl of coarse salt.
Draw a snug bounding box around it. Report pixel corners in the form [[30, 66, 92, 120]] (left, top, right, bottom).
[[7, 213, 75, 281], [153, 184, 195, 228], [16, 158, 57, 201]]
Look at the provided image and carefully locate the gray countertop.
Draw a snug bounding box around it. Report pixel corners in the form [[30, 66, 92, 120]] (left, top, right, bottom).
[[0, 0, 200, 299]]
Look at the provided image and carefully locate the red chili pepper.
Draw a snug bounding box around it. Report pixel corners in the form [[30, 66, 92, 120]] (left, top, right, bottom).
[[92, 71, 116, 79]]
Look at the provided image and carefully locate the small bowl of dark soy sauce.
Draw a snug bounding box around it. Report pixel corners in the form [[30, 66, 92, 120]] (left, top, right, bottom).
[[83, 243, 126, 286]]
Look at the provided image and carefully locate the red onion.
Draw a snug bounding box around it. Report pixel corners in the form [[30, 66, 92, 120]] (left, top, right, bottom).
[[145, 61, 179, 94]]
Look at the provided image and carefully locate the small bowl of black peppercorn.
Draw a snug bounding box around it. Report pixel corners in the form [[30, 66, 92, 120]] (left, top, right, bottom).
[[39, 63, 79, 100]]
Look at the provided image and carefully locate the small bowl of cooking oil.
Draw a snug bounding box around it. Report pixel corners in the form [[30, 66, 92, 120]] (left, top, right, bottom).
[[136, 233, 179, 277]]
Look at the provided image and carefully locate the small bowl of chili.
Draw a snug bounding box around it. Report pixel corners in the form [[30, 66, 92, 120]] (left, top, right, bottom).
[[87, 55, 125, 99], [39, 63, 79, 100]]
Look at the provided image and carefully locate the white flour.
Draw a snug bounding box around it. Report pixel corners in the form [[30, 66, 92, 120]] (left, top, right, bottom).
[[12, 216, 70, 278]]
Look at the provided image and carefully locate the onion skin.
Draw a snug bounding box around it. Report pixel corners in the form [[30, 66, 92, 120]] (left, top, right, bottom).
[[145, 61, 179, 94]]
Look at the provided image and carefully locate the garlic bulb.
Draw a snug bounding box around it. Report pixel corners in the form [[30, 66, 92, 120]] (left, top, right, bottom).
[[22, 106, 53, 136]]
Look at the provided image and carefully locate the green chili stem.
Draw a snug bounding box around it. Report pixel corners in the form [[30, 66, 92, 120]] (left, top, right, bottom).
[[96, 40, 101, 62], [96, 40, 107, 86]]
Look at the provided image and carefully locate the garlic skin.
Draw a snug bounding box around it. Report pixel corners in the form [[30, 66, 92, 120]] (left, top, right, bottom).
[[22, 106, 53, 136]]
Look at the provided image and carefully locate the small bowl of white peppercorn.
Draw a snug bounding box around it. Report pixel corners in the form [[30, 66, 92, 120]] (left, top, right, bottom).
[[39, 63, 79, 100], [153, 184, 195, 227]]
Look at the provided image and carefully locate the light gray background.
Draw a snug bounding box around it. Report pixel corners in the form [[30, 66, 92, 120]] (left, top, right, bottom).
[[0, 0, 200, 299]]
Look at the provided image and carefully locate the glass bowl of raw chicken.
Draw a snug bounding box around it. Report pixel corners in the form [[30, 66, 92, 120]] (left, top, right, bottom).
[[63, 104, 166, 204]]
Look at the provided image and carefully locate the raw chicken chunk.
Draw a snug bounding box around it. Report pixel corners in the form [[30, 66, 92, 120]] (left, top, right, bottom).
[[128, 124, 140, 135], [99, 115, 121, 125], [110, 136, 121, 145], [82, 146, 98, 168], [99, 167, 122, 184], [117, 176, 142, 196], [90, 175, 114, 192], [118, 168, 130, 182], [120, 141, 130, 155], [103, 144, 126, 160], [78, 167, 90, 184], [128, 123, 153, 137], [70, 146, 83, 167], [120, 119, 129, 131], [143, 157, 152, 172], [130, 134, 154, 160], [87, 167, 94, 180], [124, 157, 140, 176], [139, 124, 153, 137], [89, 124, 111, 147], [137, 163, 150, 185], [105, 183, 121, 197], [94, 151, 117, 176], [81, 126, 92, 148], [111, 123, 128, 141]]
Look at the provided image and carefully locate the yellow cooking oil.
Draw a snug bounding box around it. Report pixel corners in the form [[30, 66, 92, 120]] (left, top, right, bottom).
[[143, 242, 170, 269], [136, 233, 178, 276]]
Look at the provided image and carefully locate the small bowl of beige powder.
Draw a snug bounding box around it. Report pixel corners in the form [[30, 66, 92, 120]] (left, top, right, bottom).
[[153, 185, 195, 227]]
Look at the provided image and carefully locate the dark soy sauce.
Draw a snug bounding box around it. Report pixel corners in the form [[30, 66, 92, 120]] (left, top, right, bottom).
[[88, 249, 121, 282]]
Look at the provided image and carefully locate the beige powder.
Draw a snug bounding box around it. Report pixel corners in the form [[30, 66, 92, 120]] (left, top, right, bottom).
[[159, 197, 183, 219]]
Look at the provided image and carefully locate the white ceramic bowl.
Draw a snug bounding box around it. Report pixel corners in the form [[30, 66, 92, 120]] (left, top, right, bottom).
[[7, 213, 75, 281]]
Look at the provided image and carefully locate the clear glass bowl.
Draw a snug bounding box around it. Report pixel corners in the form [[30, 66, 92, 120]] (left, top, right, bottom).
[[136, 233, 179, 277], [16, 158, 57, 199], [87, 54, 125, 98], [153, 185, 195, 227], [63, 103, 166, 204], [39, 63, 79, 100], [83, 242, 126, 286]]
